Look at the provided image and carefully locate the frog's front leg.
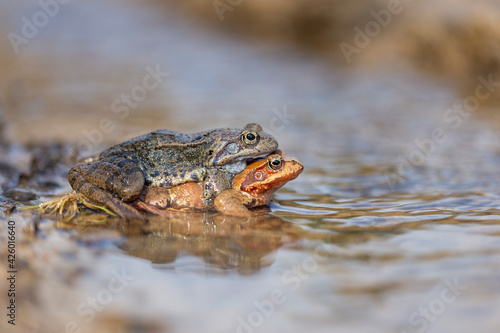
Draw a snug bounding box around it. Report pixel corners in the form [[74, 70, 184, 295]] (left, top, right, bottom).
[[67, 156, 145, 218], [214, 189, 257, 217]]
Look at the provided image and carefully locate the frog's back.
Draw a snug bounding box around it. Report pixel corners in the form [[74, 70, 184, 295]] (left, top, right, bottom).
[[98, 130, 187, 157], [98, 128, 229, 187]]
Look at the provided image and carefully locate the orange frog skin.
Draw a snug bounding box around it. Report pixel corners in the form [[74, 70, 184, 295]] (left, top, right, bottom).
[[133, 153, 303, 217]]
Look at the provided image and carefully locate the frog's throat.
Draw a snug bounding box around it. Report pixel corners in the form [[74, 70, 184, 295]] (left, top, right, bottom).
[[224, 161, 247, 174]]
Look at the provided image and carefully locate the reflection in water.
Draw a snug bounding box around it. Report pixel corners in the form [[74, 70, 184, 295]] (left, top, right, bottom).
[[62, 213, 302, 275]]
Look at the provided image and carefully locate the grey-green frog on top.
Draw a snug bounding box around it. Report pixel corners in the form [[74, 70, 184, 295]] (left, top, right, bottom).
[[68, 123, 278, 218]]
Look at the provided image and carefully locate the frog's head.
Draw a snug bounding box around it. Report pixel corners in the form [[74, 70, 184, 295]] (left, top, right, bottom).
[[232, 152, 303, 206], [212, 123, 278, 173]]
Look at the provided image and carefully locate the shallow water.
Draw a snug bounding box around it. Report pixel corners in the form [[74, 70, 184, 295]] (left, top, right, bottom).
[[1, 1, 500, 333]]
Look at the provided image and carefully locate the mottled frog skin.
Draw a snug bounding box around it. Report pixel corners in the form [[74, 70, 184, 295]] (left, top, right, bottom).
[[68, 123, 278, 218], [135, 152, 303, 217]]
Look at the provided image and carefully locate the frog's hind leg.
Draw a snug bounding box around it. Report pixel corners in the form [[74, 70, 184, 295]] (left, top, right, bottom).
[[68, 157, 145, 219], [68, 170, 144, 219]]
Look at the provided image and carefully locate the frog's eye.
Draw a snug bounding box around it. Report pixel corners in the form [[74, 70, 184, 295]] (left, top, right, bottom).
[[241, 131, 260, 145], [267, 156, 283, 170]]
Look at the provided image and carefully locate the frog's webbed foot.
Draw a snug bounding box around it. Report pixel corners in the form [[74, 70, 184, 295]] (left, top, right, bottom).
[[133, 200, 170, 216], [132, 201, 191, 217], [68, 156, 145, 219], [214, 189, 262, 217]]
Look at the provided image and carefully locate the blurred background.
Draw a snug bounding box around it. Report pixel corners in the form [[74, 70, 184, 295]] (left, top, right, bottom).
[[1, 1, 500, 333], [1, 0, 500, 147]]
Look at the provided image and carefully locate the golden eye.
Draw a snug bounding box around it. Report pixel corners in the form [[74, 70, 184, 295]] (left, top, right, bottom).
[[267, 156, 282, 170], [241, 131, 260, 145]]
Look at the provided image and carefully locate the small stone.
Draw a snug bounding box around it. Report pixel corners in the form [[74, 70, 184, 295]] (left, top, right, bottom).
[[3, 188, 38, 202]]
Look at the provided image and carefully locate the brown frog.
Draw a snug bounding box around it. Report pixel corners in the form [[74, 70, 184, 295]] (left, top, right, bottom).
[[135, 152, 303, 217], [68, 123, 278, 218]]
